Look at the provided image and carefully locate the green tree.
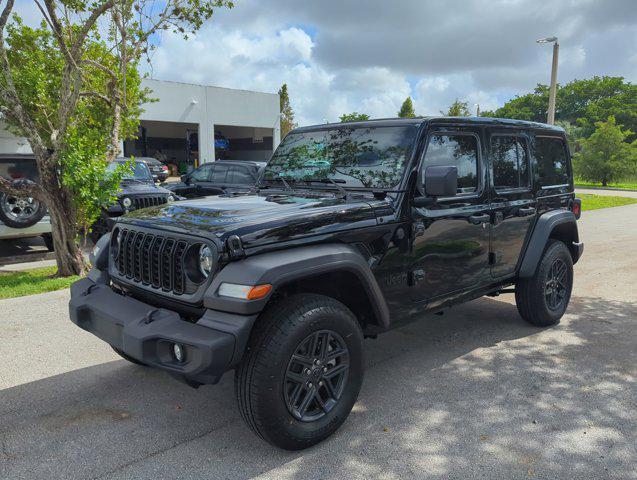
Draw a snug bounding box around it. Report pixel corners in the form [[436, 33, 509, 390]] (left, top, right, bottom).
[[339, 112, 370, 122], [0, 0, 232, 276], [442, 99, 471, 116], [482, 77, 637, 139], [279, 84, 297, 137], [397, 97, 416, 118], [574, 117, 637, 186]]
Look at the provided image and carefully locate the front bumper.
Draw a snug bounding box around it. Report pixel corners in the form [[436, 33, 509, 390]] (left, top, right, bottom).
[[69, 276, 256, 385]]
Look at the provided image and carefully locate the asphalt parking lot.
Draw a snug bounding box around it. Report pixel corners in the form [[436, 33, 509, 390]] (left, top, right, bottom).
[[1, 204, 635, 480]]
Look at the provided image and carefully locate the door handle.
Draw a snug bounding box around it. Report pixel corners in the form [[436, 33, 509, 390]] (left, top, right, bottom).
[[468, 213, 491, 225], [518, 207, 536, 217]]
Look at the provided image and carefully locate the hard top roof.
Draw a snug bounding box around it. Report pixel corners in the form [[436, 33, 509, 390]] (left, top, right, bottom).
[[293, 116, 565, 133]]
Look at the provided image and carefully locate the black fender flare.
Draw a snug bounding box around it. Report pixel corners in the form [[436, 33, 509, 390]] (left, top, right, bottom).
[[518, 210, 581, 278], [204, 243, 391, 329]]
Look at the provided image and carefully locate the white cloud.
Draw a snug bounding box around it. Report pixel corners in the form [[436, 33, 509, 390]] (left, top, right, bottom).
[[8, 0, 637, 125]]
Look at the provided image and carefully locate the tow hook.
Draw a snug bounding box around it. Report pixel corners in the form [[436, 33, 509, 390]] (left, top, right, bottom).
[[143, 309, 160, 324]]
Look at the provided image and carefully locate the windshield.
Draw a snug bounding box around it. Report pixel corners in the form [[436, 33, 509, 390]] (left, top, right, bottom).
[[262, 125, 417, 189], [106, 161, 152, 181]]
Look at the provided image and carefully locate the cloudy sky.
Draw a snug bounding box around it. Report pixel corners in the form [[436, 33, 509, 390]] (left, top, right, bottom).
[[13, 0, 637, 125]]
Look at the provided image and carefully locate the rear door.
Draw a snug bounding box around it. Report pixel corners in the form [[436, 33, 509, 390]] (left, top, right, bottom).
[[410, 125, 491, 303], [488, 130, 536, 278]]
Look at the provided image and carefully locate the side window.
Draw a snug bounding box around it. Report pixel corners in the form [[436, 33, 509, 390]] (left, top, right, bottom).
[[210, 164, 229, 183], [227, 166, 255, 184], [422, 133, 479, 194], [190, 164, 213, 182], [535, 136, 569, 186], [491, 135, 530, 190]]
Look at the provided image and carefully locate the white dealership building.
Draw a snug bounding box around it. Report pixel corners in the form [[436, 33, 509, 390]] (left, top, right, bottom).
[[0, 79, 281, 171]]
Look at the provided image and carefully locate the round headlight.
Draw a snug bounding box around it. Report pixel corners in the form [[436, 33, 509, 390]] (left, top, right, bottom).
[[199, 245, 214, 278], [122, 197, 132, 208], [168, 194, 176, 202]]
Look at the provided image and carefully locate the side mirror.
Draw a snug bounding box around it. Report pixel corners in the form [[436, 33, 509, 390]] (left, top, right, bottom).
[[413, 165, 458, 208], [424, 165, 457, 197], [180, 174, 189, 184]]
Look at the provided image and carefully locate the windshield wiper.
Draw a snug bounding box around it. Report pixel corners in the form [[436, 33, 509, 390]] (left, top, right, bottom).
[[259, 175, 293, 192], [302, 178, 348, 198]]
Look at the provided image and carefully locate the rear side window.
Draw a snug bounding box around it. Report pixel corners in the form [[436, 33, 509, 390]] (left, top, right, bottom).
[[227, 166, 254, 184], [422, 134, 479, 194], [535, 136, 569, 186], [491, 135, 529, 190]]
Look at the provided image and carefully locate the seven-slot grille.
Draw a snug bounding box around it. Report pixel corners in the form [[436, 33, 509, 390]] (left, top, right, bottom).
[[116, 229, 190, 295], [131, 196, 168, 210]]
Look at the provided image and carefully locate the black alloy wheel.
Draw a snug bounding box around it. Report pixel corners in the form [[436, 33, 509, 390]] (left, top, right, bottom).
[[284, 330, 350, 422], [545, 258, 568, 311]]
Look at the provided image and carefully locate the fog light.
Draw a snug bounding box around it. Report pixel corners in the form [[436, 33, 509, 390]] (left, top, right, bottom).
[[173, 343, 185, 362]]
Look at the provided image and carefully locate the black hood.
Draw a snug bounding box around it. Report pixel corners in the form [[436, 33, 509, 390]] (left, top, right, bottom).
[[120, 192, 382, 248], [118, 181, 171, 196]]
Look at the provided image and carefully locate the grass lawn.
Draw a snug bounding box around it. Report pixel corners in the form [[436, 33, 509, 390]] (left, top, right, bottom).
[[575, 178, 637, 190], [0, 266, 80, 300], [579, 193, 637, 211]]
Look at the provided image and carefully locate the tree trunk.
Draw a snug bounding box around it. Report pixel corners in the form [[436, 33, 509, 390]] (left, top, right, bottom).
[[48, 205, 85, 276], [602, 179, 608, 187], [43, 180, 87, 276]]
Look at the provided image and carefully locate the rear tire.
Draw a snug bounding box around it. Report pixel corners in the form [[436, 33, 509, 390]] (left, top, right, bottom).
[[235, 294, 364, 450], [111, 346, 147, 366], [516, 240, 573, 326]]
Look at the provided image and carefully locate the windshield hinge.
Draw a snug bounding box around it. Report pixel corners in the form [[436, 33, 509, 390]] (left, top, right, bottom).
[[226, 234, 245, 260], [372, 190, 388, 200]]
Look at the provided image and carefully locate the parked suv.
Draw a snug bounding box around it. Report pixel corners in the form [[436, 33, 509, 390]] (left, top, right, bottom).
[[70, 117, 583, 450], [0, 154, 53, 250], [161, 159, 265, 199], [88, 159, 176, 242], [137, 156, 170, 182]]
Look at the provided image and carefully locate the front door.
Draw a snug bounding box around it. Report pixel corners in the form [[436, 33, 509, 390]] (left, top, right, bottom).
[[192, 163, 228, 197], [487, 131, 536, 278], [410, 127, 491, 304]]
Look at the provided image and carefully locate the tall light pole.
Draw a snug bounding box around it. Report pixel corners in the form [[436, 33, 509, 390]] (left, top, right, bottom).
[[537, 36, 559, 125]]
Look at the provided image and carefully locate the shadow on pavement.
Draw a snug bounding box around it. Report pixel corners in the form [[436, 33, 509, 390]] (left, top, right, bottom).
[[1, 295, 635, 479]]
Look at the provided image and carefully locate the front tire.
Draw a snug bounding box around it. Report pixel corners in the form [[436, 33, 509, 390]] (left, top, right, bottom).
[[516, 240, 573, 326], [235, 294, 364, 450]]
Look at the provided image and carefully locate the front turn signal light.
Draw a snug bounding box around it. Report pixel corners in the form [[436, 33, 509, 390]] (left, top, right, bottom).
[[218, 283, 272, 300]]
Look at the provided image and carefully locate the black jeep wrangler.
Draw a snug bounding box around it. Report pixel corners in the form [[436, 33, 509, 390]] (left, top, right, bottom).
[[89, 158, 177, 242], [70, 117, 583, 450]]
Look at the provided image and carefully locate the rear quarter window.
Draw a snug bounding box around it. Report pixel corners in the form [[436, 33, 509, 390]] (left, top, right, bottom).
[[534, 136, 569, 187]]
